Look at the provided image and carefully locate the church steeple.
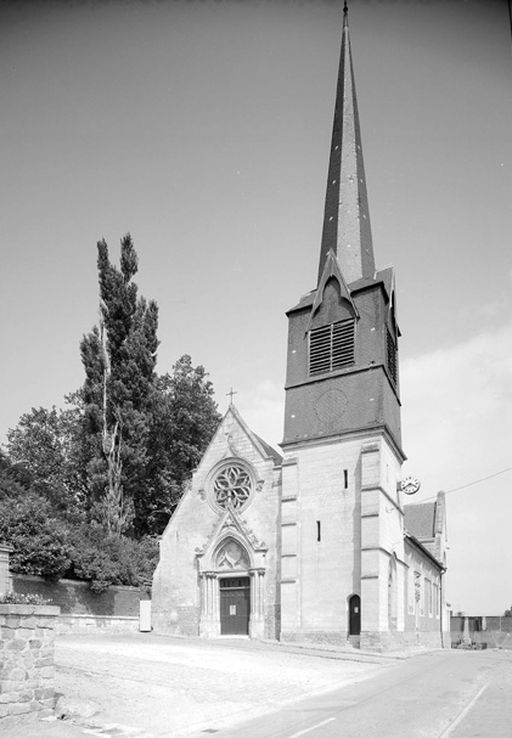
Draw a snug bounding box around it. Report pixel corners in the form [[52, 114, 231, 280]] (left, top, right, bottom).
[[318, 2, 375, 285], [282, 4, 402, 456]]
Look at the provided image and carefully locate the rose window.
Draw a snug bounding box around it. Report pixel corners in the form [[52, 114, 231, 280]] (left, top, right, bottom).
[[212, 464, 252, 510]]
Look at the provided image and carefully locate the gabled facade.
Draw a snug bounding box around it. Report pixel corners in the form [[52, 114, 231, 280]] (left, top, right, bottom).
[[152, 404, 282, 640]]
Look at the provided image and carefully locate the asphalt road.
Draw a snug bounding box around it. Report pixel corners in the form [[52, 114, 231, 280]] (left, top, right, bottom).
[[206, 649, 512, 738]]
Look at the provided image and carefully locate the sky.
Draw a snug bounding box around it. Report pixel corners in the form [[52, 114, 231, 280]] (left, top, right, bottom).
[[1, 0, 511, 615]]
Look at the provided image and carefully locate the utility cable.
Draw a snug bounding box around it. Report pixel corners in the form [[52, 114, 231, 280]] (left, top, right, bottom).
[[419, 467, 512, 503]]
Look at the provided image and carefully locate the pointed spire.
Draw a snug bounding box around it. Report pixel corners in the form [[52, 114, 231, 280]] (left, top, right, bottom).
[[317, 2, 375, 285]]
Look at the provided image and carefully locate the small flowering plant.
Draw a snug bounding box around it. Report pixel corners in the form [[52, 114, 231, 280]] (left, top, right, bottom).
[[0, 591, 52, 605]]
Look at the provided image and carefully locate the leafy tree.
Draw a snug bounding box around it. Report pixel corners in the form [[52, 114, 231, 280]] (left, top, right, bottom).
[[0, 493, 72, 579], [504, 605, 512, 617], [144, 355, 221, 533], [0, 449, 30, 500], [80, 234, 159, 535], [5, 402, 86, 516], [79, 235, 220, 537], [70, 524, 159, 593], [2, 234, 222, 589]]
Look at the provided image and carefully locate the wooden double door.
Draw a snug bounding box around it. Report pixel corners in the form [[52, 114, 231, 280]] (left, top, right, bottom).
[[220, 577, 250, 635]]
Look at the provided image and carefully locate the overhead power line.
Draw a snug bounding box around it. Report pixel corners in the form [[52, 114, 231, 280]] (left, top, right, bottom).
[[420, 467, 512, 503]]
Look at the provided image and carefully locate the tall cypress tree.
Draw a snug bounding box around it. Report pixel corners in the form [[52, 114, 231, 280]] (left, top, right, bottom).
[[80, 234, 159, 536]]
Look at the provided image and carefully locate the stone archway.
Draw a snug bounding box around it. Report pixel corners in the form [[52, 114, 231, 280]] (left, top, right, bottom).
[[199, 536, 265, 639], [216, 539, 250, 636], [348, 593, 361, 636]]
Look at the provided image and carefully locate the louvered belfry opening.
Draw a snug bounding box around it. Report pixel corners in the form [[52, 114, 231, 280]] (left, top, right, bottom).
[[309, 319, 355, 376], [386, 329, 398, 385]]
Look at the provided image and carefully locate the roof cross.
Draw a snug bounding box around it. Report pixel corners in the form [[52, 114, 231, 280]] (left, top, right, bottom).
[[226, 387, 238, 404]]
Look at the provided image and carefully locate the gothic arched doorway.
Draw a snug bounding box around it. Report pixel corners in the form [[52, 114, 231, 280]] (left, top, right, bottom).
[[348, 594, 361, 636], [215, 538, 251, 636]]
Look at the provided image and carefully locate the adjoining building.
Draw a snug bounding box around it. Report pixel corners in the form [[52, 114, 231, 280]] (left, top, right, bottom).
[[152, 5, 449, 651]]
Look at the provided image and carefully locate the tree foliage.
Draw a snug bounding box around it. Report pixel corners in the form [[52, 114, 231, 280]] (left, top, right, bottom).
[[80, 235, 159, 535], [6, 402, 86, 516], [2, 233, 221, 588], [0, 492, 72, 579], [70, 526, 159, 593], [145, 355, 221, 532]]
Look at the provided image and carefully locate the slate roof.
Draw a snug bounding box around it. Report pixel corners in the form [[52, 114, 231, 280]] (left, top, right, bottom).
[[403, 502, 436, 540], [287, 268, 394, 314], [253, 433, 282, 465]]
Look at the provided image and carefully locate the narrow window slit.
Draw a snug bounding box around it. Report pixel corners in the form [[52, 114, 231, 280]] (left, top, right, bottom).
[[316, 520, 321, 542], [343, 469, 348, 489]]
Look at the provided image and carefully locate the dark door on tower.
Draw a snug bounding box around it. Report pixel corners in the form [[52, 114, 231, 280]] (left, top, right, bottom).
[[220, 577, 250, 635], [349, 594, 361, 636]]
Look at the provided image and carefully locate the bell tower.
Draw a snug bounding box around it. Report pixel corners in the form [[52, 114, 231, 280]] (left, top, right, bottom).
[[279, 3, 407, 649]]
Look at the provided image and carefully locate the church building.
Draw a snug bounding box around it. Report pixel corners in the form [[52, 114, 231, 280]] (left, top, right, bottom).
[[152, 6, 448, 651]]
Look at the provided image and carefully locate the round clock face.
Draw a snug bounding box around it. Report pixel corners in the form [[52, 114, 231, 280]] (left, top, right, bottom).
[[400, 476, 421, 495]]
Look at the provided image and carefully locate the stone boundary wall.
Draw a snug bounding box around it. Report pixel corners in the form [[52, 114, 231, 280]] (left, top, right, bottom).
[[0, 604, 60, 719], [56, 614, 139, 634], [12, 574, 147, 617], [451, 615, 512, 649]]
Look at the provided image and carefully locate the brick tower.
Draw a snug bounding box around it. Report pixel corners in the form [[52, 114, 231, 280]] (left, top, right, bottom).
[[279, 3, 406, 648]]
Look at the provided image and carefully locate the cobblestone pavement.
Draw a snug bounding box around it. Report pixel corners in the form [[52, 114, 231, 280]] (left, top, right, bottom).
[[49, 633, 387, 736]]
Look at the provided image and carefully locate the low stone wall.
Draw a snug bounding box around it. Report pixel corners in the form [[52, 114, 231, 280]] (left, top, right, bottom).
[[451, 615, 512, 649], [0, 604, 60, 719], [56, 614, 139, 634], [12, 574, 145, 617]]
